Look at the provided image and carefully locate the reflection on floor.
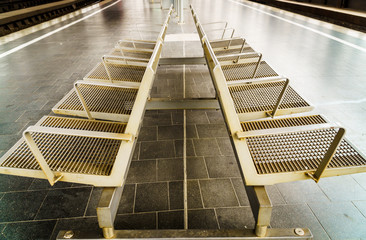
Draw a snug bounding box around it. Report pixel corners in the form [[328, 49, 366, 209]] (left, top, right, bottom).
[[0, 0, 365, 239]]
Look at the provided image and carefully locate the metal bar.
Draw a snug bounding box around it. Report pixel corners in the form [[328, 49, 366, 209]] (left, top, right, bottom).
[[97, 187, 124, 238], [145, 98, 220, 110], [270, 78, 289, 117], [57, 228, 313, 239], [159, 57, 206, 65], [74, 82, 94, 120], [310, 127, 346, 182]]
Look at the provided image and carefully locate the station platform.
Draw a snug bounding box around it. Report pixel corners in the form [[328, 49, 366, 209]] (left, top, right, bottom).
[[0, 0, 365, 239]]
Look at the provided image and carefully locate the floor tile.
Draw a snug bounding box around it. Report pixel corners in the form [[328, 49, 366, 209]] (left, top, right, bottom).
[[353, 200, 366, 218], [318, 175, 366, 201], [196, 124, 228, 138], [2, 220, 56, 240], [28, 178, 73, 190], [308, 201, 366, 239], [204, 155, 241, 178], [230, 178, 250, 207], [0, 190, 48, 222], [158, 210, 184, 229], [352, 172, 366, 191], [276, 180, 330, 203], [126, 160, 156, 183], [266, 185, 286, 205], [188, 180, 204, 209], [117, 184, 136, 214], [15, 110, 51, 122], [186, 110, 209, 124], [36, 187, 92, 219], [188, 209, 218, 229], [187, 156, 208, 179], [206, 110, 225, 124], [174, 139, 196, 157], [271, 204, 330, 240], [199, 179, 239, 208], [139, 141, 175, 159], [169, 181, 184, 210], [158, 125, 183, 140], [85, 187, 103, 216], [215, 137, 235, 156], [135, 182, 168, 213], [0, 122, 28, 135], [193, 138, 221, 156], [115, 212, 156, 229], [157, 158, 183, 181], [0, 175, 34, 193], [216, 207, 255, 229], [142, 112, 172, 127], [138, 126, 157, 142]]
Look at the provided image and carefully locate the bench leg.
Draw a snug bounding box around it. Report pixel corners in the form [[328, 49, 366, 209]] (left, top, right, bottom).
[[246, 186, 272, 237], [97, 187, 123, 239]]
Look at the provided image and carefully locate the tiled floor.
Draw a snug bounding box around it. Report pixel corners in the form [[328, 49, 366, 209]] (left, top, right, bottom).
[[0, 0, 366, 239]]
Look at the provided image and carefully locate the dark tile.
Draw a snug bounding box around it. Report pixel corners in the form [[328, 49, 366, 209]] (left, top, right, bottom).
[[277, 180, 329, 203], [206, 110, 225, 124], [0, 110, 24, 123], [199, 179, 239, 208], [172, 111, 183, 125], [135, 182, 168, 213], [188, 180, 203, 209], [188, 209, 218, 229], [51, 217, 102, 239], [265, 185, 286, 205], [15, 99, 47, 111], [85, 187, 103, 216], [193, 138, 221, 156], [126, 160, 156, 183], [186, 125, 198, 138], [0, 122, 27, 135], [169, 181, 184, 210], [186, 110, 209, 124], [157, 158, 183, 181], [216, 137, 235, 156], [28, 178, 73, 190], [140, 141, 175, 159], [132, 142, 140, 160], [196, 124, 228, 138], [138, 126, 157, 141], [118, 184, 136, 214], [272, 204, 330, 239], [36, 187, 92, 219], [158, 125, 183, 140], [319, 175, 366, 201], [216, 207, 255, 229], [174, 139, 195, 157], [158, 210, 184, 229], [0, 174, 34, 192], [187, 156, 208, 179], [205, 155, 241, 178], [143, 112, 172, 126], [115, 212, 156, 229], [0, 190, 48, 222], [2, 220, 56, 240]]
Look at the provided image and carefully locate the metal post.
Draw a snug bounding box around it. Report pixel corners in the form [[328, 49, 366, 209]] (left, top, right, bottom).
[[178, 0, 184, 23]]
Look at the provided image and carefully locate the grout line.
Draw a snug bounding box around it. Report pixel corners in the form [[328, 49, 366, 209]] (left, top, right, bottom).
[[33, 189, 50, 221], [306, 202, 332, 239], [156, 211, 159, 230], [48, 219, 59, 240], [351, 201, 366, 219], [167, 181, 171, 210], [230, 178, 241, 207], [213, 208, 221, 229], [196, 180, 206, 209], [132, 183, 137, 214], [83, 186, 95, 217], [202, 156, 210, 178]]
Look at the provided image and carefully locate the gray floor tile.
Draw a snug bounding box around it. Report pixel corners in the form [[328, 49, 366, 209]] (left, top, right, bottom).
[[186, 125, 198, 139], [85, 187, 103, 216], [0, 190, 48, 222], [15, 110, 51, 122], [318, 175, 366, 201], [158, 125, 183, 140], [115, 212, 157, 229], [118, 184, 136, 214], [271, 204, 330, 240], [196, 124, 228, 138], [187, 156, 209, 179], [216, 207, 255, 229], [216, 137, 235, 156], [199, 179, 239, 208], [352, 172, 366, 191], [126, 160, 156, 183], [206, 110, 225, 124], [265, 185, 286, 205], [276, 180, 330, 203], [169, 181, 184, 210], [2, 220, 56, 240], [0, 175, 34, 193], [0, 122, 28, 135], [158, 210, 184, 229], [36, 187, 92, 219], [188, 209, 218, 229], [204, 155, 241, 178], [135, 182, 169, 213], [353, 200, 366, 218], [231, 178, 250, 207], [187, 180, 204, 209], [308, 201, 366, 239], [138, 126, 157, 142], [142, 112, 172, 127], [140, 141, 175, 159], [174, 139, 196, 157], [157, 158, 184, 181], [28, 178, 73, 190], [193, 138, 221, 156], [186, 110, 209, 124]]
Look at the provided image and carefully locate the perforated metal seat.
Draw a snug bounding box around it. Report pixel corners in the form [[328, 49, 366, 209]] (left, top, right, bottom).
[[237, 115, 366, 184], [0, 116, 133, 186], [221, 60, 278, 80]]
